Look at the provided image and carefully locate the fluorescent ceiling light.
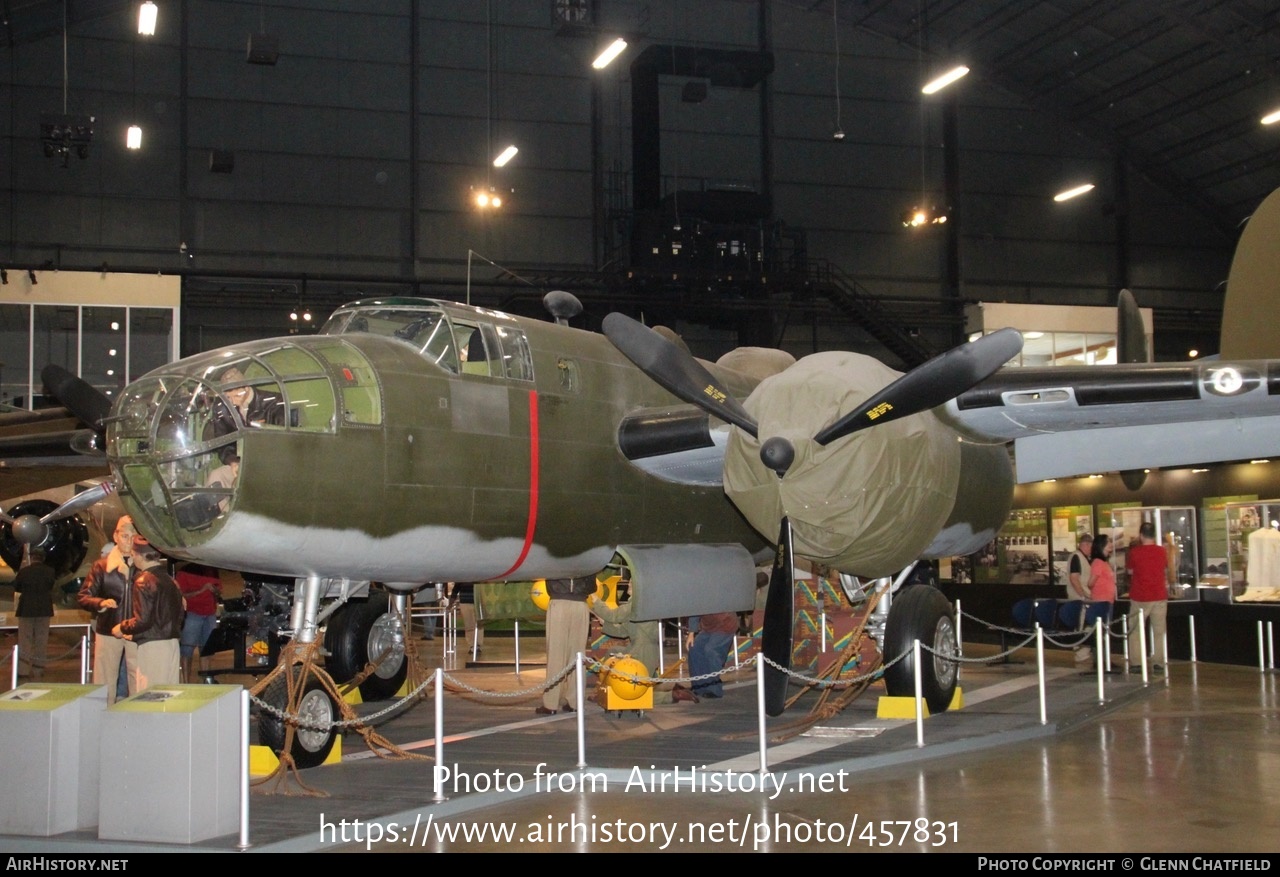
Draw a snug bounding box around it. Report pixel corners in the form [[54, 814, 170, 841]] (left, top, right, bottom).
[[1054, 183, 1095, 202], [493, 145, 518, 167], [592, 38, 628, 70], [138, 2, 157, 36], [922, 65, 969, 95], [1262, 108, 1280, 125]]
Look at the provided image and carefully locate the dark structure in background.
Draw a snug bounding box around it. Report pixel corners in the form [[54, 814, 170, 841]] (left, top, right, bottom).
[[2, 3, 1276, 362]]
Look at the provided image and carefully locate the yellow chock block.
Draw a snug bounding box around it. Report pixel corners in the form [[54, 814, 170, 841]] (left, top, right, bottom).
[[249, 745, 280, 776], [877, 695, 930, 719], [949, 687, 964, 710], [249, 736, 342, 774], [342, 686, 363, 706]]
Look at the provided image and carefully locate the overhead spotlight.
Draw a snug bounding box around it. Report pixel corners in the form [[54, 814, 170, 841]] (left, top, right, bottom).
[[471, 186, 509, 209], [126, 124, 142, 150], [591, 37, 628, 70], [900, 205, 949, 227], [28, 270, 38, 285], [493, 145, 518, 167], [1054, 183, 1095, 202], [40, 114, 94, 166], [1262, 108, 1280, 126], [832, 127, 846, 141], [922, 65, 970, 95], [138, 1, 158, 36]]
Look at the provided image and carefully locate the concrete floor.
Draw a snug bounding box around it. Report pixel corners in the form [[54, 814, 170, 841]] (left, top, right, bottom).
[[3, 624, 1278, 853]]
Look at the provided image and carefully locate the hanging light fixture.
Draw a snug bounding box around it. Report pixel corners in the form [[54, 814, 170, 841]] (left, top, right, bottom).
[[126, 124, 142, 149], [138, 2, 158, 36], [591, 38, 627, 70], [922, 65, 970, 95]]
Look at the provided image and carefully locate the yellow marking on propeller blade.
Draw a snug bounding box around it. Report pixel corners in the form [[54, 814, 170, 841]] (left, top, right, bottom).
[[704, 385, 727, 403], [866, 402, 893, 420]]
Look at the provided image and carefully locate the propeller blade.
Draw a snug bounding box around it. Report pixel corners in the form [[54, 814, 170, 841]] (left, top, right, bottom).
[[761, 516, 795, 717], [38, 481, 115, 526], [603, 312, 759, 438], [813, 327, 1024, 446], [41, 364, 113, 429]]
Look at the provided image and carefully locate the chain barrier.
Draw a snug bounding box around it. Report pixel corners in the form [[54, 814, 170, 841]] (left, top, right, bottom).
[[248, 600, 1132, 735]]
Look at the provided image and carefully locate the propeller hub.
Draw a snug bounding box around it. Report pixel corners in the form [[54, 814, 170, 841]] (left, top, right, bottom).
[[759, 436, 796, 476], [12, 515, 47, 546]]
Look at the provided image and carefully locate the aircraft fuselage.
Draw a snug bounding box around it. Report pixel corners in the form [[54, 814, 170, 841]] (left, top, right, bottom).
[[107, 299, 768, 585]]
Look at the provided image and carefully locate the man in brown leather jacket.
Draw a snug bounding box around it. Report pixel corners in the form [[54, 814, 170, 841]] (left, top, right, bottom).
[[78, 515, 139, 702], [113, 536, 184, 691]]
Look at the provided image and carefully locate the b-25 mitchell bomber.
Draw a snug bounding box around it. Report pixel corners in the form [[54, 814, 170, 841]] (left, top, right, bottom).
[[13, 186, 1280, 766]]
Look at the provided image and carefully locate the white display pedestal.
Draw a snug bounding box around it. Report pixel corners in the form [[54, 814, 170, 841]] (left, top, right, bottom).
[[0, 683, 108, 836], [98, 684, 242, 844]]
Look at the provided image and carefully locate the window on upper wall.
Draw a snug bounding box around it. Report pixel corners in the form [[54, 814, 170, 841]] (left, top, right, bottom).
[[979, 330, 1120, 367], [0, 303, 176, 410]]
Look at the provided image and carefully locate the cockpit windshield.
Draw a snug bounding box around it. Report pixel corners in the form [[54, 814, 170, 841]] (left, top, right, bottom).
[[323, 305, 460, 373], [323, 303, 534, 381]]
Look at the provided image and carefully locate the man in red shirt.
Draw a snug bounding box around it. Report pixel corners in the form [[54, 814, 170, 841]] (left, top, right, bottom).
[[1126, 521, 1173, 672]]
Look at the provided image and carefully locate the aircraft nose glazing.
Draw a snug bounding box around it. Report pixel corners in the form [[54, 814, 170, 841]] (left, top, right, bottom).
[[108, 375, 245, 547]]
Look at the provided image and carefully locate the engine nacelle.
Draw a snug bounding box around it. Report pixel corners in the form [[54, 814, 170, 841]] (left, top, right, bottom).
[[723, 351, 1014, 578], [0, 499, 89, 578]]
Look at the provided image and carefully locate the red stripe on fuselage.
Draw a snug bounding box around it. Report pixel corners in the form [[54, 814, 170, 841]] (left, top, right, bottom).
[[493, 389, 539, 579]]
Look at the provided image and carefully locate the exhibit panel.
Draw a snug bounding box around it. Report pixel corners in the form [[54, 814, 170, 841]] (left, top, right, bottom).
[[1216, 499, 1280, 603]]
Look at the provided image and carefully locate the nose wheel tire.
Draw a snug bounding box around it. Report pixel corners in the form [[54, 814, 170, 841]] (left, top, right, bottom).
[[257, 674, 338, 769], [881, 584, 959, 714], [324, 591, 408, 701]]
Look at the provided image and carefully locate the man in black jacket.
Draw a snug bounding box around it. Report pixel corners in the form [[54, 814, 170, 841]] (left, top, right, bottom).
[[14, 550, 56, 680]]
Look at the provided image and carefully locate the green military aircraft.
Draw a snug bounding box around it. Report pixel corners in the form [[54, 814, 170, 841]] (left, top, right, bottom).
[[12, 186, 1280, 766]]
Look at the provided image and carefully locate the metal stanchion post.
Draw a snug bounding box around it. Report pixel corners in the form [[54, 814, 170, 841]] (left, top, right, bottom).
[[756, 654, 768, 775], [1095, 618, 1105, 703], [1189, 615, 1197, 663], [1138, 608, 1149, 682], [575, 651, 586, 769], [914, 639, 925, 747], [955, 598, 964, 684], [1258, 621, 1267, 673], [1037, 625, 1047, 725], [237, 689, 251, 849], [433, 669, 446, 803], [514, 619, 521, 676]]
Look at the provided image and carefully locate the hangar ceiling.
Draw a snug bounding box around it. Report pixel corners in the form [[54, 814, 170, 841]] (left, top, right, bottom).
[[7, 1, 1278, 237], [778, 0, 1280, 239]]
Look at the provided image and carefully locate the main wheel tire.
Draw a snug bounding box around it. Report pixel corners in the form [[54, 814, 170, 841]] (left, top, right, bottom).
[[881, 585, 959, 714], [257, 674, 338, 769], [324, 591, 408, 701]]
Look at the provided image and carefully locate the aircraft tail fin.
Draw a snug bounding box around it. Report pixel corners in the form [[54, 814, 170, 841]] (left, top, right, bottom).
[[1116, 289, 1149, 363], [1220, 186, 1280, 360]]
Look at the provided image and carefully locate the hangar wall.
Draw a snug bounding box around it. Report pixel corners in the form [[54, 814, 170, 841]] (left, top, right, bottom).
[[0, 2, 1238, 363]]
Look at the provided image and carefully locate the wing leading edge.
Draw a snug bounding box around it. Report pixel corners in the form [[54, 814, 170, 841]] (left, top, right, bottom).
[[944, 360, 1280, 482]]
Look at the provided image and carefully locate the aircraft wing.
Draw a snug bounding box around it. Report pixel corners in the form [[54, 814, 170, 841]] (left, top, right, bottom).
[[943, 360, 1280, 482], [0, 405, 109, 499]]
